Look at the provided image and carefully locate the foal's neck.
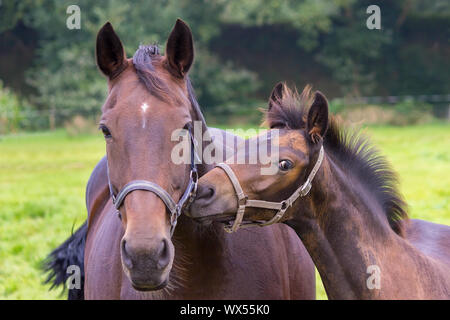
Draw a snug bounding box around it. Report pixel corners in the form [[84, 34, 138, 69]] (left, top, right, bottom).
[[287, 153, 404, 299]]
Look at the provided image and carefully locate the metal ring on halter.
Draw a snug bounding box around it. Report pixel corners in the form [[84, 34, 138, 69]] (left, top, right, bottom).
[[106, 123, 199, 237], [218, 145, 324, 233]]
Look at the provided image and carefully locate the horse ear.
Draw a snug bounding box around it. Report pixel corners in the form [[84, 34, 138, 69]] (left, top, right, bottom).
[[268, 82, 284, 111], [307, 91, 329, 143], [96, 22, 127, 79], [166, 19, 194, 78]]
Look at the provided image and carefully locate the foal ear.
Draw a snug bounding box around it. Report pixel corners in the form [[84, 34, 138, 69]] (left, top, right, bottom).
[[166, 19, 194, 78], [96, 22, 127, 79], [307, 91, 329, 143], [268, 82, 284, 111]]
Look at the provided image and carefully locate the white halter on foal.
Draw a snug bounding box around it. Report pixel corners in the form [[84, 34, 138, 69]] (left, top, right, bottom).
[[216, 146, 324, 233]]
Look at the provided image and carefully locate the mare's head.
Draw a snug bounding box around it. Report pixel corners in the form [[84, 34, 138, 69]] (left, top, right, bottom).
[[96, 20, 198, 290]]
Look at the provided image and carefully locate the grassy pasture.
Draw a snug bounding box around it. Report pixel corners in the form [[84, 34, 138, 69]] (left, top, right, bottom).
[[0, 123, 449, 299]]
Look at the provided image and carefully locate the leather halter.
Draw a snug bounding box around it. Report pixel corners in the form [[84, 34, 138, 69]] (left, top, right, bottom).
[[216, 146, 324, 233], [106, 124, 199, 236]]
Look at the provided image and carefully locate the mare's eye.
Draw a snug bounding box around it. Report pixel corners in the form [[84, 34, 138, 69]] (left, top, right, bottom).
[[99, 125, 112, 139], [278, 159, 294, 171]]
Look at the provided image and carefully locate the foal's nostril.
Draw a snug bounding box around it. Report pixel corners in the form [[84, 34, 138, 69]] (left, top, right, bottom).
[[156, 238, 171, 270], [121, 239, 134, 270], [197, 185, 215, 201]]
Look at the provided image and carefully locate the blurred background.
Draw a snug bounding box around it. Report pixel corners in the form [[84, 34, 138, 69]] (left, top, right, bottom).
[[0, 0, 449, 299], [1, 0, 449, 129]]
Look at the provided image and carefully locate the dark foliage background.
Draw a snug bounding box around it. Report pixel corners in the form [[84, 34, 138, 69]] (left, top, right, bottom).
[[0, 0, 448, 129]]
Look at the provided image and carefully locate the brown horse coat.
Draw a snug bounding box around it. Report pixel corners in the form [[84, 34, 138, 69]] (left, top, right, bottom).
[[82, 22, 315, 299]]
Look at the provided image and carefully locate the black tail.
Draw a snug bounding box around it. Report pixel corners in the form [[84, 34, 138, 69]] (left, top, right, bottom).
[[42, 221, 87, 300]]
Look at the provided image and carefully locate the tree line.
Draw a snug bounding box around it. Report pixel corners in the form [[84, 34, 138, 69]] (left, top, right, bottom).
[[0, 0, 448, 129]]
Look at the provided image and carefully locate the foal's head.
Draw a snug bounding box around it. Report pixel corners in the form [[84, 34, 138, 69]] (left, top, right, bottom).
[[96, 20, 197, 290], [192, 83, 408, 236], [191, 83, 328, 223]]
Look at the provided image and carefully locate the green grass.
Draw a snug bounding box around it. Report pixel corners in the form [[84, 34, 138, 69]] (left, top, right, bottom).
[[0, 131, 105, 299], [0, 124, 449, 299]]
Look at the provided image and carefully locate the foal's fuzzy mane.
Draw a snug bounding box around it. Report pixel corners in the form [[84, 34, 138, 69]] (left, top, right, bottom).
[[264, 84, 409, 236]]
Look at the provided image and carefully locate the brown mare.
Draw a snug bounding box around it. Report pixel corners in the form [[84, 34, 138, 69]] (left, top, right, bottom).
[[45, 21, 315, 299], [190, 83, 450, 299]]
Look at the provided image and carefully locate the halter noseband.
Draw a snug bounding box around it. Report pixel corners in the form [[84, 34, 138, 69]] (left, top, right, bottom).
[[107, 124, 198, 236], [216, 146, 324, 233]]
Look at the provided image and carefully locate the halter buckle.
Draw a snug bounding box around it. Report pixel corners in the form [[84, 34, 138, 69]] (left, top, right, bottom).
[[190, 171, 198, 193], [238, 195, 248, 206], [190, 169, 198, 181], [171, 206, 180, 224], [276, 201, 289, 220], [170, 218, 178, 237]]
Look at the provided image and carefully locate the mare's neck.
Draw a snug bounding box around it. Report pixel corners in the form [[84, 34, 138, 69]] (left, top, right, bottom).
[[169, 108, 228, 288], [286, 152, 403, 299]]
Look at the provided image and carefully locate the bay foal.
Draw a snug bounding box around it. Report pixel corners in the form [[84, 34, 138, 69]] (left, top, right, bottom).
[[191, 83, 450, 299]]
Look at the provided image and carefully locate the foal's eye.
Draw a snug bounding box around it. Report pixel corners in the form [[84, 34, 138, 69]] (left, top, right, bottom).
[[99, 125, 112, 139], [278, 159, 294, 171]]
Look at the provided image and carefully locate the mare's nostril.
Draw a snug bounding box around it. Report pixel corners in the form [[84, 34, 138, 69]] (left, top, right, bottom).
[[121, 239, 133, 270], [156, 238, 171, 270]]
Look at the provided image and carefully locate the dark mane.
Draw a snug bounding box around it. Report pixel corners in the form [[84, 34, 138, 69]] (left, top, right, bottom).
[[132, 45, 206, 125], [133, 45, 169, 102], [265, 84, 409, 236]]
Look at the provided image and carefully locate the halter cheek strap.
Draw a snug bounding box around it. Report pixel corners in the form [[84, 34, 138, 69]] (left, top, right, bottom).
[[216, 145, 324, 233]]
